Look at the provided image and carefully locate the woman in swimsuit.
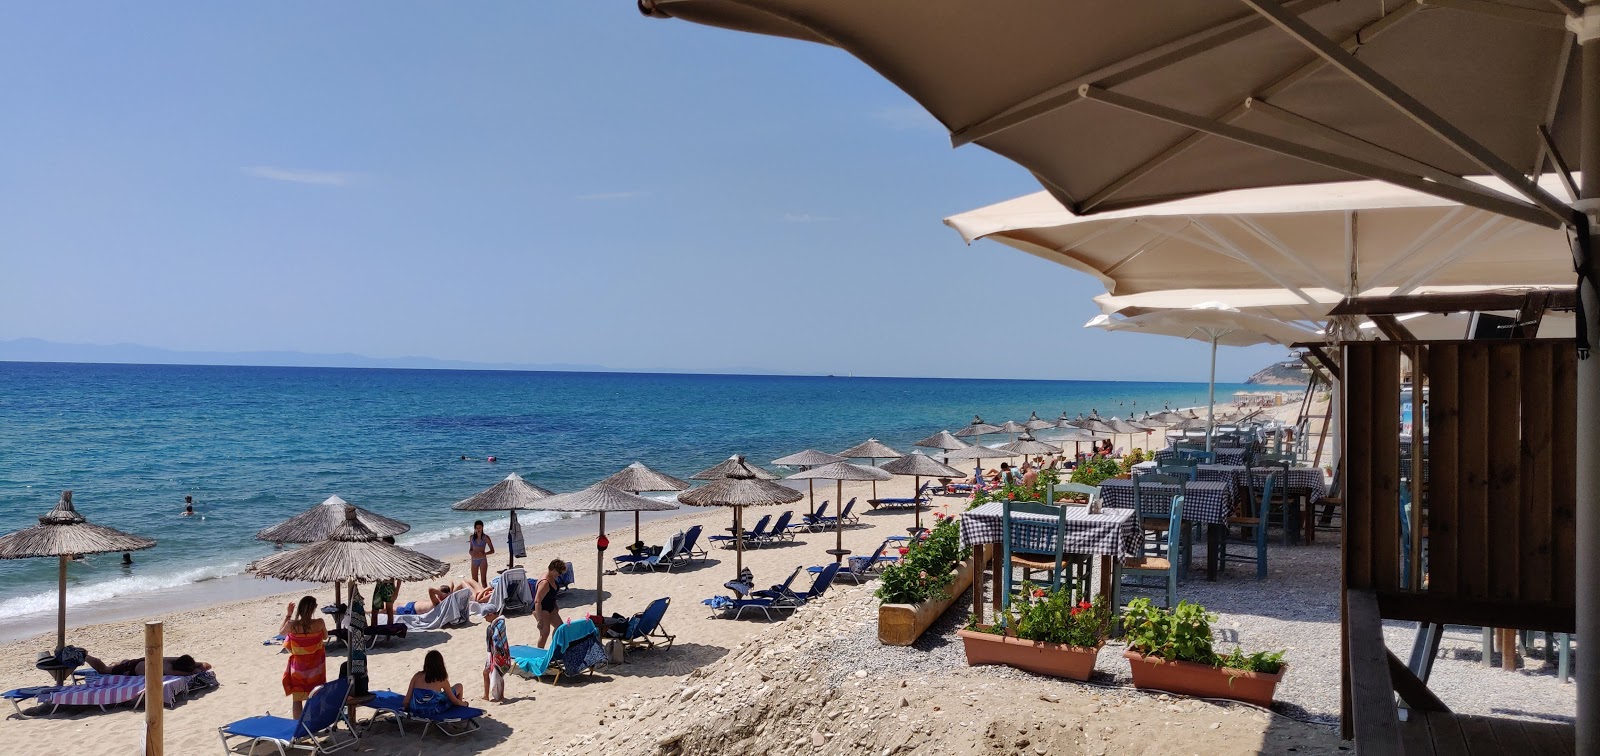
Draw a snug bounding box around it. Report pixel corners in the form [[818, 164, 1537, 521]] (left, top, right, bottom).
[[468, 521, 494, 585], [534, 558, 565, 648]]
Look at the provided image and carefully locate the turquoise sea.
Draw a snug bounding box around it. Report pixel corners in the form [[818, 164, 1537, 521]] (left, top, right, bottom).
[[0, 362, 1253, 629]]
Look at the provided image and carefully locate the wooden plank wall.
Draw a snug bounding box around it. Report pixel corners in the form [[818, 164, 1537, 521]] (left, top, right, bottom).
[[1341, 340, 1577, 618]]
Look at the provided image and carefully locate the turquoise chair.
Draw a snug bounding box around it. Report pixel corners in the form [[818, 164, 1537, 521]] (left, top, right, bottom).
[[1000, 500, 1068, 611], [1113, 495, 1184, 609], [1221, 471, 1277, 580]]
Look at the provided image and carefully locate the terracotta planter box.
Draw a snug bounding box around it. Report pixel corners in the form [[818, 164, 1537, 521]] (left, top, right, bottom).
[[877, 558, 974, 646], [958, 627, 1101, 681], [1123, 651, 1285, 707]]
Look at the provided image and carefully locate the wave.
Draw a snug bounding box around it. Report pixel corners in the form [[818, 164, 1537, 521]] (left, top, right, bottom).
[[0, 559, 248, 618], [395, 510, 586, 547]]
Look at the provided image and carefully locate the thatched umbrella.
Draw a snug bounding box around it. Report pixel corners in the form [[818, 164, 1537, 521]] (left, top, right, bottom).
[[247, 507, 449, 616], [691, 455, 780, 481], [451, 473, 554, 570], [0, 491, 155, 655], [914, 430, 967, 452], [1053, 427, 1102, 457], [953, 415, 1003, 444], [836, 439, 904, 499], [786, 461, 892, 564], [944, 443, 1020, 484], [678, 456, 802, 578], [1022, 412, 1054, 432], [1103, 417, 1149, 454], [534, 483, 679, 616], [771, 449, 847, 516], [258, 495, 410, 544], [879, 452, 965, 533], [600, 462, 689, 547], [1000, 434, 1058, 458], [995, 420, 1028, 442]]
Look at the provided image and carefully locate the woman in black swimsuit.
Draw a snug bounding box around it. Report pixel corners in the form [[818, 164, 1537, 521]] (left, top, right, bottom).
[[533, 558, 565, 648]]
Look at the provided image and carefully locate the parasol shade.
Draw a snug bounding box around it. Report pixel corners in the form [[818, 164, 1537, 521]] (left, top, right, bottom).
[[600, 462, 689, 493], [248, 507, 449, 584], [953, 416, 1003, 438], [942, 444, 1020, 461], [1000, 435, 1059, 456], [536, 483, 680, 513], [451, 472, 556, 511], [258, 495, 410, 544], [784, 461, 893, 484], [836, 439, 904, 460], [691, 455, 780, 481], [680, 456, 802, 506], [880, 453, 966, 479], [1022, 412, 1054, 431], [0, 491, 156, 559]]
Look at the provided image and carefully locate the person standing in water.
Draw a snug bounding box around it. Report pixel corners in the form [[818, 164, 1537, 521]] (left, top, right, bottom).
[[468, 521, 495, 586], [181, 495, 195, 517]]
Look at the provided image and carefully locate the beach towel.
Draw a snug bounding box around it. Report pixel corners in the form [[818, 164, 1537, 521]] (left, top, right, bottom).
[[395, 588, 472, 630], [485, 616, 510, 700], [470, 568, 530, 616], [282, 628, 327, 701]]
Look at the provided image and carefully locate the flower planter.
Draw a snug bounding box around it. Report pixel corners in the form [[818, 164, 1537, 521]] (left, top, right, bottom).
[[958, 627, 1100, 681], [877, 558, 974, 646], [1122, 651, 1285, 707]]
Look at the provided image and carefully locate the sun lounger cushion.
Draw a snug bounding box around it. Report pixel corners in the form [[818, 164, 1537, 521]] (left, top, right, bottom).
[[396, 589, 472, 630]]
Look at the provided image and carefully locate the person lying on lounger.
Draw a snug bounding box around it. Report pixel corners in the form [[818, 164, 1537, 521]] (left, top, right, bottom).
[[84, 653, 211, 676], [393, 579, 492, 615]]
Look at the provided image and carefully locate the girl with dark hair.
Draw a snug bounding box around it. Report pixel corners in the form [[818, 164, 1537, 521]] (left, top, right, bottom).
[[468, 521, 495, 585], [406, 650, 469, 715]]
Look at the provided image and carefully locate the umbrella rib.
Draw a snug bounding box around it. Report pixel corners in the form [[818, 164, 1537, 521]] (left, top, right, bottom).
[[1240, 0, 1574, 225], [1079, 2, 1420, 213]]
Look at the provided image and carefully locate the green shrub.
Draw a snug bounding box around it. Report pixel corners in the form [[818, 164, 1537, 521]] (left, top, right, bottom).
[[1003, 585, 1111, 648], [1069, 456, 1121, 488], [1121, 598, 1286, 673], [874, 516, 969, 605]]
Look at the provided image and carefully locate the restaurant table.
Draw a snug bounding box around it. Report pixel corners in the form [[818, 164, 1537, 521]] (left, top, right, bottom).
[[1098, 478, 1238, 580], [1195, 464, 1329, 544], [1154, 448, 1248, 465], [959, 502, 1139, 624]]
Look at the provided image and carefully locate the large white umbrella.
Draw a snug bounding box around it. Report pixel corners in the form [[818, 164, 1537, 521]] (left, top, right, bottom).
[[1087, 304, 1317, 451]]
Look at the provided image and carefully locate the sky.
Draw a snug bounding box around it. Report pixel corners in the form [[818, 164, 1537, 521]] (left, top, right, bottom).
[[0, 2, 1289, 382]]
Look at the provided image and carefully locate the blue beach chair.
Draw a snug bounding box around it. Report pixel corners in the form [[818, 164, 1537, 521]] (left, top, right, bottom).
[[218, 676, 354, 755], [801, 500, 830, 531], [362, 689, 485, 739], [723, 563, 842, 621], [616, 597, 675, 652], [708, 514, 770, 549], [869, 482, 931, 509]]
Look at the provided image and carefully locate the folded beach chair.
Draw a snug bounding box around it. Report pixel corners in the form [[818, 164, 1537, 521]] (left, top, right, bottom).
[[468, 568, 530, 617], [362, 689, 485, 739], [218, 676, 354, 755], [508, 618, 602, 683], [611, 597, 675, 652], [869, 482, 931, 509], [395, 588, 472, 631], [800, 500, 831, 532], [755, 511, 796, 544], [717, 563, 842, 621]]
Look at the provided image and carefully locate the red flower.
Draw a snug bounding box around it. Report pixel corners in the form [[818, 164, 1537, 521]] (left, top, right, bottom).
[[1070, 606, 1082, 616]]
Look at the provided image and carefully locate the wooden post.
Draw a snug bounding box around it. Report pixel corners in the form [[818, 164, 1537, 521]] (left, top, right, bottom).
[[733, 506, 744, 577], [56, 555, 67, 654], [596, 512, 606, 617], [145, 621, 164, 756], [970, 544, 985, 626]]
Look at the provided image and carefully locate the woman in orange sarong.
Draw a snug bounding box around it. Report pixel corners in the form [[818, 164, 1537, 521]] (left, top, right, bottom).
[[279, 595, 327, 718]]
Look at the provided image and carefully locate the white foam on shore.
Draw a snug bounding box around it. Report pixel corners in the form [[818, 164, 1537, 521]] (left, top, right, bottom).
[[0, 559, 248, 618], [398, 510, 581, 547]]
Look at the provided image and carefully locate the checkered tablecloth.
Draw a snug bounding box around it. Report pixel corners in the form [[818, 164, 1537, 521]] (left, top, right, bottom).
[[1097, 479, 1237, 525], [38, 674, 185, 708], [959, 502, 1140, 558], [1195, 465, 1328, 503], [1153, 448, 1247, 465]]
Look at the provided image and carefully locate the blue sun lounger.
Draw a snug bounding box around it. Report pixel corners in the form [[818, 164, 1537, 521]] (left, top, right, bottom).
[[218, 676, 354, 755], [362, 689, 484, 738], [614, 597, 675, 652], [868, 482, 932, 509], [712, 563, 841, 621]]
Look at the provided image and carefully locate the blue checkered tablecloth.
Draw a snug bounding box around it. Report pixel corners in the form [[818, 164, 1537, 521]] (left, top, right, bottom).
[[1194, 465, 1328, 503], [1153, 448, 1248, 465], [1097, 479, 1237, 525], [959, 502, 1140, 558]]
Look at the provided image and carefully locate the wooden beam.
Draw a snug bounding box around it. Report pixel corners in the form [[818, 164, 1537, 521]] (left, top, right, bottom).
[[1386, 650, 1450, 712], [1374, 592, 1577, 632], [1328, 289, 1577, 316], [1370, 314, 1417, 342], [1298, 343, 1342, 380], [1514, 290, 1552, 338], [1344, 590, 1405, 755]]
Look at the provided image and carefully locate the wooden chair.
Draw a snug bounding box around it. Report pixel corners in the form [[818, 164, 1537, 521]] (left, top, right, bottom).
[[1132, 472, 1186, 556], [1221, 471, 1276, 580], [1113, 495, 1184, 608], [1000, 500, 1067, 609]]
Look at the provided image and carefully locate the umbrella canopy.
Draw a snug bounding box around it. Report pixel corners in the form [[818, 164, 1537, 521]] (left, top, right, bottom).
[[679, 456, 803, 576], [248, 506, 449, 585], [533, 482, 679, 615], [942, 444, 1020, 462], [1022, 412, 1054, 431], [0, 491, 156, 654], [1089, 304, 1316, 450], [880, 452, 966, 532], [1000, 435, 1059, 457], [691, 455, 780, 481], [1070, 416, 1115, 434], [772, 449, 848, 467], [599, 462, 689, 494], [258, 495, 411, 544], [0, 491, 155, 559], [836, 438, 904, 461], [786, 462, 892, 564], [913, 430, 968, 452], [953, 416, 1003, 438], [450, 473, 553, 571], [1053, 427, 1102, 444], [995, 420, 1028, 437]]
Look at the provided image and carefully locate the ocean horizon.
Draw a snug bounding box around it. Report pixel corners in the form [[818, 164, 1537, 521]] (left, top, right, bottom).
[[0, 360, 1266, 639]]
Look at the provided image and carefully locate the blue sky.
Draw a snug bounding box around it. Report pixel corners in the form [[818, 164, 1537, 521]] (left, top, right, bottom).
[[0, 2, 1288, 381]]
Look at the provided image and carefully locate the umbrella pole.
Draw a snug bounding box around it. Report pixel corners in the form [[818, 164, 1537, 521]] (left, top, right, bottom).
[[1577, 28, 1600, 745], [835, 480, 844, 564], [808, 480, 815, 517], [56, 555, 66, 653], [596, 513, 605, 617], [870, 458, 878, 500], [913, 475, 921, 533], [1206, 335, 1219, 452], [634, 508, 641, 550], [734, 507, 744, 578]]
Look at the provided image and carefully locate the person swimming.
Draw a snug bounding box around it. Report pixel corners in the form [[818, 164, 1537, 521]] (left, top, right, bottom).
[[181, 495, 195, 517]]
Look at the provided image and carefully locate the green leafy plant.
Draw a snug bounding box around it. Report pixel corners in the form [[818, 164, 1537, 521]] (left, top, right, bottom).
[[1117, 449, 1148, 474], [998, 585, 1112, 648], [1069, 456, 1121, 488], [1121, 598, 1286, 673], [874, 516, 969, 605]]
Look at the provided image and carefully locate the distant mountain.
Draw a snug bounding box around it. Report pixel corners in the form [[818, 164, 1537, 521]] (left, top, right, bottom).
[[1244, 359, 1311, 386], [0, 338, 615, 373]]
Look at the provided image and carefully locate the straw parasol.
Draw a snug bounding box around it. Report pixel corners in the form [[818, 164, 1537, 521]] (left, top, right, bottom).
[[600, 462, 690, 547], [914, 430, 967, 452], [836, 439, 904, 499], [879, 452, 965, 533], [942, 443, 1021, 485], [678, 455, 802, 577], [258, 495, 410, 544], [534, 483, 679, 616], [953, 415, 1003, 441], [248, 506, 449, 585], [785, 461, 892, 564], [1022, 412, 1054, 432], [451, 473, 554, 570], [771, 449, 848, 517], [995, 420, 1028, 441], [1000, 434, 1058, 458], [0, 491, 155, 655], [1053, 427, 1102, 456], [691, 455, 780, 481]]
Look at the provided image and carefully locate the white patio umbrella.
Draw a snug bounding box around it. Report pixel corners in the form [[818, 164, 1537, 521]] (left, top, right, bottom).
[[1087, 304, 1318, 451]]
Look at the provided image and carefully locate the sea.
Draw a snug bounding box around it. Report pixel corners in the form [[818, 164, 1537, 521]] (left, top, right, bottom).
[[0, 361, 1255, 642]]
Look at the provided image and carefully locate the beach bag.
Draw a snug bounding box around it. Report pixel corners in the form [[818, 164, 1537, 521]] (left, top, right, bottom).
[[605, 639, 625, 665]]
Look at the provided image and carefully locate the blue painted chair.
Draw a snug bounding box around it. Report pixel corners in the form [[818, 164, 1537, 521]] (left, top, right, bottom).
[[1000, 500, 1068, 610], [218, 676, 354, 755], [1113, 495, 1184, 609], [1221, 471, 1277, 581]]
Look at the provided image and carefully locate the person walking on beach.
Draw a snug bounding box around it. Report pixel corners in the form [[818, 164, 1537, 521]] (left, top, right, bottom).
[[534, 558, 565, 648], [279, 596, 327, 719], [468, 521, 495, 585], [483, 608, 510, 703]]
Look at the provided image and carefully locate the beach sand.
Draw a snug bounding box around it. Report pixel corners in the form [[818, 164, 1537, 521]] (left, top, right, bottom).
[[0, 398, 1329, 754]]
